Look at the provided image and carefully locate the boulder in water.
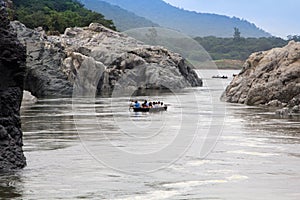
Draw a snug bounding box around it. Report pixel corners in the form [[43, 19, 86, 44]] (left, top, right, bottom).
[[12, 22, 202, 98], [221, 41, 300, 116]]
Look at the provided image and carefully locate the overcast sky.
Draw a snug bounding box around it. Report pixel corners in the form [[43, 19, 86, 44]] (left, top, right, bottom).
[[163, 0, 299, 38]]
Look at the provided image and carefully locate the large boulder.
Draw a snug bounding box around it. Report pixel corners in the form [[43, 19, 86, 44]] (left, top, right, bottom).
[[221, 41, 300, 114], [0, 0, 26, 171], [12, 22, 202, 98], [11, 22, 73, 98]]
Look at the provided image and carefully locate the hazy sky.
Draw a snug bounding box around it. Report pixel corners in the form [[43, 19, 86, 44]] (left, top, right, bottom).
[[163, 0, 299, 38]]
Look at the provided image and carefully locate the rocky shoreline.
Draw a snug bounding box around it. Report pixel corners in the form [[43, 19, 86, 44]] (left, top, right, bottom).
[[221, 41, 300, 116], [0, 0, 26, 171], [12, 21, 202, 98]]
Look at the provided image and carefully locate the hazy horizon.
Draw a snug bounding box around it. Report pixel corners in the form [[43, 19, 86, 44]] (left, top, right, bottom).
[[163, 0, 299, 38]]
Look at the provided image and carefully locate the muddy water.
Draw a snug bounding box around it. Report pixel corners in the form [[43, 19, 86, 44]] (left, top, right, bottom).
[[0, 70, 299, 200]]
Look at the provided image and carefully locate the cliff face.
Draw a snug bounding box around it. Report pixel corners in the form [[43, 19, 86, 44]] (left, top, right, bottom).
[[0, 0, 26, 171], [12, 21, 202, 98], [222, 41, 300, 114], [10, 22, 73, 98]]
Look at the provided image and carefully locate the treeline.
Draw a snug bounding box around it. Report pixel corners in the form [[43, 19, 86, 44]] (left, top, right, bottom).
[[11, 0, 116, 34], [194, 36, 288, 60]]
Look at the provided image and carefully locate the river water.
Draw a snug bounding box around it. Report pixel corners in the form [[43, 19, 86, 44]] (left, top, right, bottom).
[[1, 70, 300, 199]]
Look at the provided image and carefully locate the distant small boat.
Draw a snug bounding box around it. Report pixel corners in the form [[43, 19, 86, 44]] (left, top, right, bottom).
[[212, 75, 228, 79], [132, 106, 168, 112]]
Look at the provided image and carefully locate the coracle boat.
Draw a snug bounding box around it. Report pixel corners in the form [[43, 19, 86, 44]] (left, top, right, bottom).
[[132, 106, 168, 112], [212, 75, 228, 79]]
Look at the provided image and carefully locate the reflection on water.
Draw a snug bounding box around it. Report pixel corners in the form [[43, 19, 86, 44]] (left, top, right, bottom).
[[230, 105, 300, 143], [0, 70, 299, 199], [21, 99, 78, 152], [0, 173, 23, 199]]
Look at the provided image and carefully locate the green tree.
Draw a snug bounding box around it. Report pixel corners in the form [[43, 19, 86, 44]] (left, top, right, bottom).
[[233, 27, 241, 41], [12, 0, 116, 34], [194, 36, 287, 61]]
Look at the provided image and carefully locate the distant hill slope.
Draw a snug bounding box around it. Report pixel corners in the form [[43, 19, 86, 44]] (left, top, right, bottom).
[[97, 0, 271, 38], [80, 0, 159, 31], [195, 36, 287, 60]]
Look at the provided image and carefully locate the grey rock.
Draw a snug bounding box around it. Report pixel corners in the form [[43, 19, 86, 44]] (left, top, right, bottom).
[[288, 94, 300, 107], [292, 105, 299, 113], [266, 99, 283, 107], [11, 21, 73, 98], [0, 125, 8, 139], [12, 22, 202, 98], [222, 41, 300, 115], [0, 1, 26, 171], [22, 90, 37, 103]]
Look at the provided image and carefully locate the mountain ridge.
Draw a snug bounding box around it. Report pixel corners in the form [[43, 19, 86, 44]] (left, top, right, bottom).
[[94, 0, 271, 38], [80, 0, 159, 31]]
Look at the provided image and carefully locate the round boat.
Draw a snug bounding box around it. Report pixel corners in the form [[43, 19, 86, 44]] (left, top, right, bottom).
[[132, 106, 167, 112]]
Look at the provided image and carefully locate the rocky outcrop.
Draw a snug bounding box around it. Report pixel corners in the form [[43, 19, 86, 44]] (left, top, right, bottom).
[[221, 41, 300, 115], [12, 22, 202, 98], [11, 22, 73, 98], [0, 0, 26, 171]]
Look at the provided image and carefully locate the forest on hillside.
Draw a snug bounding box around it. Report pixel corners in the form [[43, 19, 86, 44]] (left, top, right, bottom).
[[10, 0, 115, 33], [194, 36, 288, 61]]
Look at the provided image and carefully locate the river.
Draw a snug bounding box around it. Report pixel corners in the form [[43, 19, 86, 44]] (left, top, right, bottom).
[[1, 70, 299, 199]]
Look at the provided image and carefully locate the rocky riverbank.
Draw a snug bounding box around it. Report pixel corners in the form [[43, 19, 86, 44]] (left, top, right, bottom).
[[0, 0, 26, 171], [11, 21, 202, 98], [221, 41, 300, 116]]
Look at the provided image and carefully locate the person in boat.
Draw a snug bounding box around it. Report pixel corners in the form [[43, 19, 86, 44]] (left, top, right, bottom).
[[149, 102, 153, 108], [134, 100, 141, 108], [142, 100, 149, 108], [161, 102, 164, 107]]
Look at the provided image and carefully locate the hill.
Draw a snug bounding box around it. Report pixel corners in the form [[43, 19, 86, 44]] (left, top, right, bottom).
[[95, 0, 271, 38], [11, 0, 115, 33], [80, 0, 159, 31], [195, 36, 288, 60]]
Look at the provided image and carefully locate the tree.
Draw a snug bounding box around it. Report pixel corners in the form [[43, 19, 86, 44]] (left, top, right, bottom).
[[194, 35, 287, 61], [13, 0, 116, 33], [233, 27, 241, 41]]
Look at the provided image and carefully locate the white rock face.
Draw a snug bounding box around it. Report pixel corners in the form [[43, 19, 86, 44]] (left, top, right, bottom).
[[222, 41, 300, 110]]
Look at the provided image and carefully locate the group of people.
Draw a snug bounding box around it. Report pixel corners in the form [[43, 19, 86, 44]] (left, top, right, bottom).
[[131, 100, 164, 108]]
